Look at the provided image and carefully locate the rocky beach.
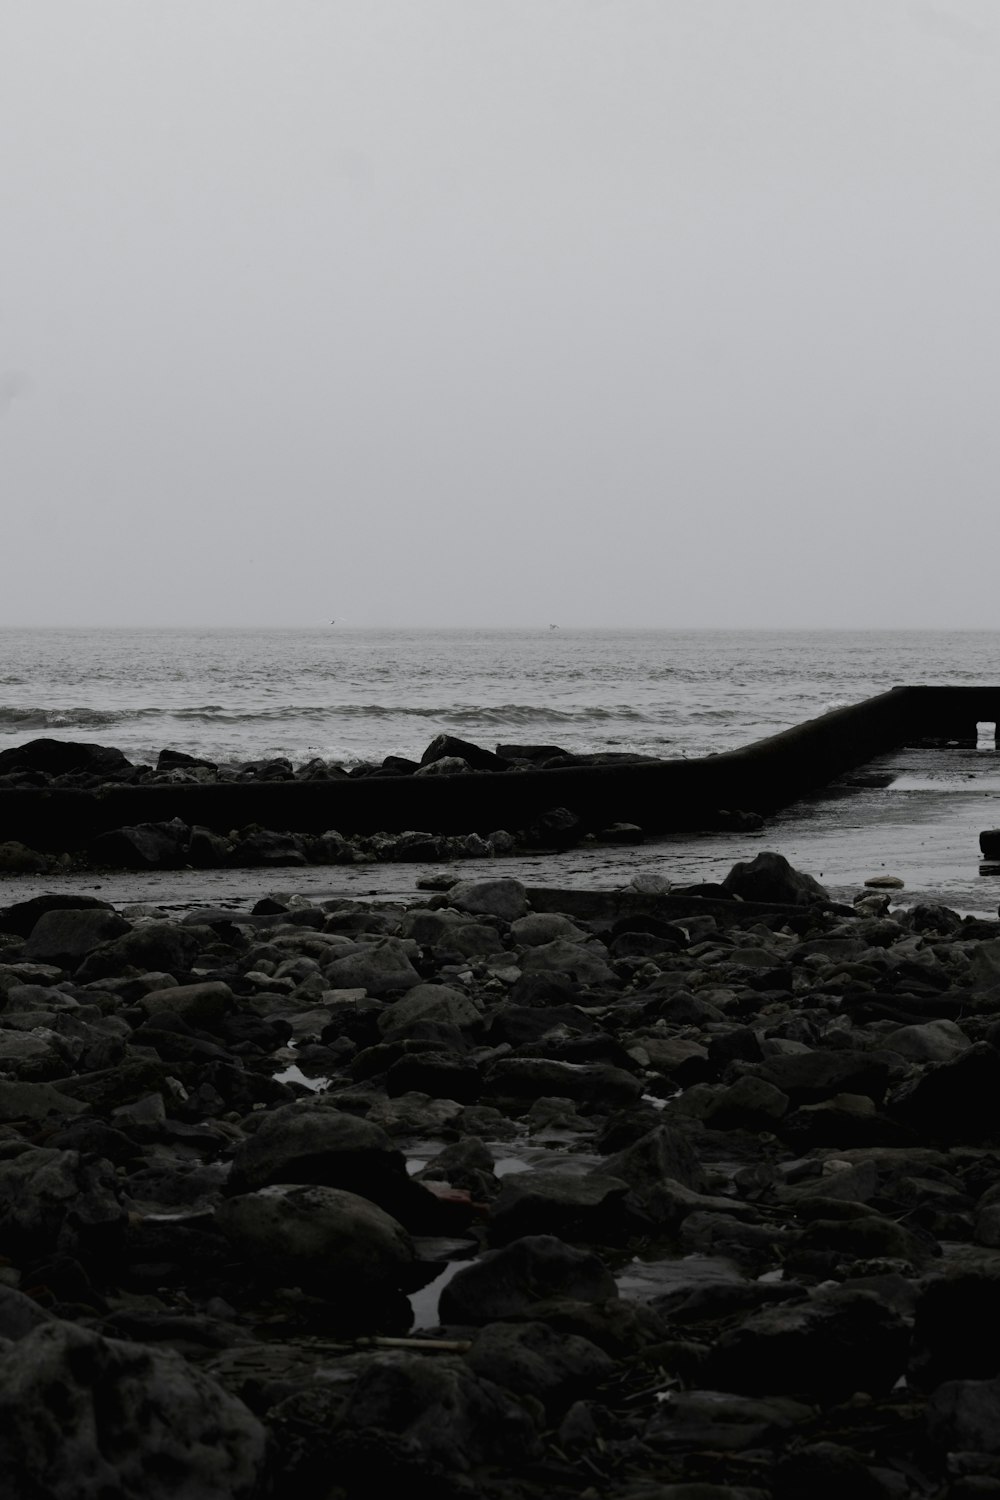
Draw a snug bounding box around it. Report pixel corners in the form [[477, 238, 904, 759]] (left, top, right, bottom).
[[3, 780, 1000, 1498]]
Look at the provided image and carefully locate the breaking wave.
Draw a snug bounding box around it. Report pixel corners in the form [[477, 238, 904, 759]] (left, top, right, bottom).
[[0, 702, 656, 731]]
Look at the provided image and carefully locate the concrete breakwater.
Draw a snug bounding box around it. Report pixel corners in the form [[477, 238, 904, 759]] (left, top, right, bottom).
[[0, 685, 998, 855]]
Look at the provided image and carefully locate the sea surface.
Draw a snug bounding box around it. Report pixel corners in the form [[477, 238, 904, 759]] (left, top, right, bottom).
[[2, 626, 1000, 913], [3, 625, 1000, 769]]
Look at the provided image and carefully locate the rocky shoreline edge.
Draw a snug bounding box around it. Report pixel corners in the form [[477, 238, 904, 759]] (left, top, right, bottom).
[[0, 734, 764, 875], [3, 852, 1000, 1497]]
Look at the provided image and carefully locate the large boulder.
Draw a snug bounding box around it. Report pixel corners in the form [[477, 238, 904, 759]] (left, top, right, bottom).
[[228, 1101, 407, 1201], [420, 734, 507, 771], [0, 893, 116, 939], [487, 1171, 632, 1245], [215, 1184, 416, 1325], [0, 1320, 266, 1499], [323, 938, 421, 996], [90, 821, 190, 870], [519, 938, 616, 986], [378, 983, 485, 1040], [447, 877, 529, 922], [23, 907, 131, 966], [889, 1043, 1000, 1142], [75, 922, 203, 982], [707, 1287, 910, 1401], [722, 852, 830, 906], [0, 738, 132, 779]]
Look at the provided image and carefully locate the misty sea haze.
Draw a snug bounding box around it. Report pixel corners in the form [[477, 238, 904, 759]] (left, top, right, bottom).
[[1, 625, 999, 770]]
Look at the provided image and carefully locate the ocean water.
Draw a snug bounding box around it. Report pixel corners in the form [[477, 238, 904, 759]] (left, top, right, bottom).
[[3, 625, 1000, 770]]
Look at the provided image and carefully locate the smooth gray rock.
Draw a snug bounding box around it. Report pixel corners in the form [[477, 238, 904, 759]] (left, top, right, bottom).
[[520, 937, 615, 985], [379, 982, 484, 1039], [447, 877, 529, 922], [323, 937, 421, 996]]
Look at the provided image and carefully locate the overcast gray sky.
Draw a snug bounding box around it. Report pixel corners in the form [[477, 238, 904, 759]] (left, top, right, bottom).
[[1, 1, 998, 628]]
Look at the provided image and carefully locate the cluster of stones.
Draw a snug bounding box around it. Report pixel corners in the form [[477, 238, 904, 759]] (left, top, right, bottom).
[[4, 851, 1000, 1496], [0, 735, 762, 874], [0, 732, 669, 791]]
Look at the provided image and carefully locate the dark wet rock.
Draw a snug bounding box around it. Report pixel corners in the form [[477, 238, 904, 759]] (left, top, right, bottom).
[[157, 747, 219, 772], [0, 737, 131, 779], [0, 1286, 56, 1342], [0, 841, 47, 872], [488, 1170, 633, 1245], [0, 1079, 89, 1124], [722, 850, 830, 906], [701, 1074, 789, 1129], [773, 1440, 892, 1500], [0, 1318, 266, 1499], [385, 1052, 482, 1103], [602, 1123, 710, 1198], [413, 755, 471, 777], [524, 806, 584, 848], [339, 1350, 539, 1473], [47, 1055, 180, 1112], [0, 1148, 127, 1261], [890, 1043, 1000, 1142], [323, 937, 422, 996], [398, 908, 504, 956], [465, 1319, 613, 1415], [22, 906, 131, 966], [510, 911, 589, 946], [612, 1486, 770, 1500], [133, 979, 235, 1027], [226, 1099, 446, 1229], [520, 936, 616, 986], [642, 1387, 813, 1452], [927, 1373, 1000, 1455], [216, 1184, 416, 1310], [495, 742, 571, 763], [439, 1234, 618, 1324], [706, 1286, 910, 1401], [753, 1049, 891, 1106], [787, 1211, 936, 1269], [0, 892, 116, 939], [230, 828, 308, 866], [188, 824, 234, 866], [420, 733, 507, 772], [74, 921, 203, 981], [680, 1212, 792, 1272], [483, 1057, 642, 1111], [90, 820, 190, 870], [417, 1137, 500, 1201], [486, 1003, 599, 1049], [910, 1272, 1000, 1389], [447, 876, 529, 922], [378, 982, 484, 1039], [778, 1093, 911, 1150]]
